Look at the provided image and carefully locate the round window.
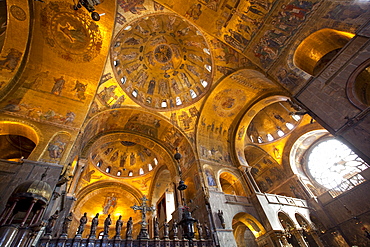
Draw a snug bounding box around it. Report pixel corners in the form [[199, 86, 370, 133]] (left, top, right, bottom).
[[307, 138, 368, 190]]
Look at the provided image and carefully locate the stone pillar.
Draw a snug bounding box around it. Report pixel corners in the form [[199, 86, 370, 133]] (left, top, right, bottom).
[[239, 166, 260, 193], [68, 158, 87, 195], [293, 229, 309, 247]]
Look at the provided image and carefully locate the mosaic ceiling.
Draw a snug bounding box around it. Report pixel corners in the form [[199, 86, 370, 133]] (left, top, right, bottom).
[[91, 140, 158, 178], [111, 13, 213, 111]]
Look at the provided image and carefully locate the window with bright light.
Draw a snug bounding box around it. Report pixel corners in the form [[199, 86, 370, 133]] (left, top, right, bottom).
[[307, 138, 369, 190], [292, 115, 301, 121], [257, 136, 263, 143], [267, 133, 274, 142], [201, 80, 208, 88], [205, 64, 212, 72], [277, 129, 285, 137], [286, 122, 294, 130], [190, 89, 197, 98], [120, 77, 126, 84], [132, 90, 138, 97], [176, 97, 182, 105]]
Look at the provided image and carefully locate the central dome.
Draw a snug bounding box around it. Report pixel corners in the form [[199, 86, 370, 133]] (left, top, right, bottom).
[[111, 13, 213, 111]]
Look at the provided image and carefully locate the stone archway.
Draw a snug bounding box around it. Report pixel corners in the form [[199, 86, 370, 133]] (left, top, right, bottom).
[[219, 170, 246, 196], [0, 121, 39, 159], [232, 212, 265, 247]]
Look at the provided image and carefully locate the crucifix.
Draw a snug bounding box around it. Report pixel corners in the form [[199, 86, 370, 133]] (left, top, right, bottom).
[[131, 195, 155, 240]]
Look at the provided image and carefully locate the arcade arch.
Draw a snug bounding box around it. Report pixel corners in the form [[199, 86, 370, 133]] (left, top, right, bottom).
[[294, 29, 354, 75], [232, 212, 265, 247], [0, 121, 39, 159], [219, 171, 246, 196], [72, 181, 144, 238]]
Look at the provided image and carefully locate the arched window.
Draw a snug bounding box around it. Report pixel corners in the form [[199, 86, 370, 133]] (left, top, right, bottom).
[[201, 80, 208, 88], [347, 60, 370, 109], [139, 168, 144, 175], [175, 97, 182, 105], [132, 89, 138, 97], [0, 122, 38, 160], [120, 76, 126, 84], [96, 160, 102, 167], [106, 166, 111, 173], [128, 171, 133, 177], [190, 89, 197, 98], [267, 133, 274, 142]]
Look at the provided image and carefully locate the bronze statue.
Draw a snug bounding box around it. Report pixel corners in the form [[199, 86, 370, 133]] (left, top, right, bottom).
[[45, 210, 59, 235], [89, 213, 99, 238], [77, 212, 88, 235], [172, 220, 178, 240], [204, 223, 211, 240], [104, 214, 112, 236], [126, 217, 133, 239], [61, 212, 73, 236], [115, 215, 123, 238], [154, 217, 159, 239], [163, 219, 169, 239], [196, 220, 203, 240], [218, 210, 225, 229]]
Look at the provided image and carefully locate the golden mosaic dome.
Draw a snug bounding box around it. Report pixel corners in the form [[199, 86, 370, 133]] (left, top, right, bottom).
[[247, 101, 302, 144], [91, 140, 159, 178], [111, 13, 213, 111]]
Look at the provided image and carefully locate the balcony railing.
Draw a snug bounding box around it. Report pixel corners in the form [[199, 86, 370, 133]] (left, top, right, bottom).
[[224, 194, 251, 205], [328, 173, 366, 198], [262, 193, 308, 208]]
